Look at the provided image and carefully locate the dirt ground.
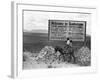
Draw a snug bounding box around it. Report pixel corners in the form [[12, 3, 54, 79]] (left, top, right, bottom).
[[23, 56, 79, 69]]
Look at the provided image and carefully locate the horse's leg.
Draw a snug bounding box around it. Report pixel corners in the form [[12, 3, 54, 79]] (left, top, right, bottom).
[[63, 55, 65, 62], [68, 53, 71, 63], [63, 54, 66, 62], [72, 53, 76, 63]]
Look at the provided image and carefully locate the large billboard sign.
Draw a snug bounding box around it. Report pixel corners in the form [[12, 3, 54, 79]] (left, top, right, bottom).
[[49, 20, 86, 41]]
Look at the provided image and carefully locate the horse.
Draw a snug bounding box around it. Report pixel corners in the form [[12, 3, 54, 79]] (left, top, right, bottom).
[[55, 45, 76, 63]]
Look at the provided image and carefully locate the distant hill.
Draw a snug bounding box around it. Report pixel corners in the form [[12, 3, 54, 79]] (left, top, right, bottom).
[[24, 29, 48, 33], [23, 31, 91, 53]]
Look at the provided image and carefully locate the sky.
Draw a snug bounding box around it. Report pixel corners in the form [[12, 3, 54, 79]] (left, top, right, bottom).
[[24, 10, 91, 35]]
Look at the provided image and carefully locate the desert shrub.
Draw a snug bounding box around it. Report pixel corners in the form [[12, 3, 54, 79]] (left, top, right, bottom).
[[37, 46, 63, 65], [38, 46, 55, 63], [75, 46, 91, 66], [23, 52, 33, 61], [38, 46, 55, 58]]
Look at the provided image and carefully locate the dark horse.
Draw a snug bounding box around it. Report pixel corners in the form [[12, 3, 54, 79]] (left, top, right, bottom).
[[55, 45, 76, 63]]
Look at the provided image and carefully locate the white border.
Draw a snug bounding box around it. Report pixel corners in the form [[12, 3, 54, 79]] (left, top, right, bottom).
[[11, 1, 97, 78]]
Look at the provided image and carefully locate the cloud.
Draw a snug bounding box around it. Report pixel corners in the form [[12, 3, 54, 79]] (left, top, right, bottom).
[[24, 16, 48, 30], [24, 11, 91, 35]]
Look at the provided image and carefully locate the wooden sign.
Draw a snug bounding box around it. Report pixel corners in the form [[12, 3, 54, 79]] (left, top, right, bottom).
[[48, 20, 86, 41]]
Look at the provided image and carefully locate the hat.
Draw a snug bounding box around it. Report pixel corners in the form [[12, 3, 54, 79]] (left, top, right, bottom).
[[65, 38, 69, 42], [67, 38, 69, 40]]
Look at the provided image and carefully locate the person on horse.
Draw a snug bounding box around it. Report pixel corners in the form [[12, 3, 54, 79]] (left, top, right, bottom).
[[63, 38, 76, 63]]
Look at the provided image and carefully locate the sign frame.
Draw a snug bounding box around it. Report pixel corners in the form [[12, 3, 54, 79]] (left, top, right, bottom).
[[48, 20, 87, 41]]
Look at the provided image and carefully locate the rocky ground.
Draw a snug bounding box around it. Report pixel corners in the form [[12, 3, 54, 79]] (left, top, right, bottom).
[[23, 46, 78, 69], [23, 58, 79, 69], [23, 46, 91, 69]]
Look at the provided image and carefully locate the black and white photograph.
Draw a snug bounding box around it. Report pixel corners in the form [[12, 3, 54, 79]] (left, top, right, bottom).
[[10, 1, 97, 78], [23, 10, 91, 69]]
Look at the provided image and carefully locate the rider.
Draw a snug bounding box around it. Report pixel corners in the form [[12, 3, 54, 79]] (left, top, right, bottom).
[[63, 38, 75, 63]]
